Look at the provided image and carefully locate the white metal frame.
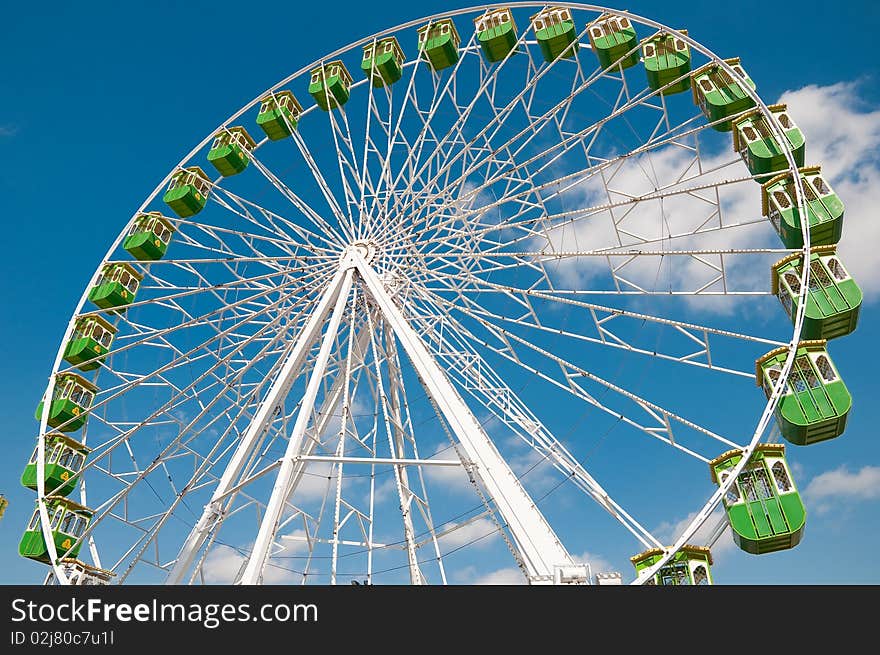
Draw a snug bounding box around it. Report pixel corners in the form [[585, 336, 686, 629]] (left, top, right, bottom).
[[30, 4, 814, 586]]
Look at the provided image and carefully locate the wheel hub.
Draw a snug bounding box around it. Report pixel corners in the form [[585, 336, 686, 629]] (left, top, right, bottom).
[[345, 240, 377, 263]]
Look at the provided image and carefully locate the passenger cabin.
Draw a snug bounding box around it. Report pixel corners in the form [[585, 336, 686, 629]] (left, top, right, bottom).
[[19, 497, 93, 563], [45, 559, 113, 585], [691, 57, 756, 131], [631, 546, 713, 585], [772, 246, 862, 340], [762, 166, 844, 249], [123, 212, 176, 261], [35, 373, 97, 433], [88, 262, 143, 311], [309, 61, 353, 110], [163, 166, 211, 218], [642, 30, 691, 95], [21, 434, 90, 497], [362, 37, 406, 87], [417, 19, 461, 71], [474, 8, 518, 63], [733, 104, 805, 183], [757, 340, 851, 445], [62, 315, 117, 371], [531, 7, 578, 62], [0, 495, 8, 520], [710, 444, 805, 554], [256, 91, 303, 141], [587, 14, 639, 71], [207, 126, 256, 177]]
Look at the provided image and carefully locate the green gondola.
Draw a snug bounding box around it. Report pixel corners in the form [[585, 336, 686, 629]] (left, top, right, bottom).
[[207, 126, 256, 177], [631, 545, 713, 585], [87, 262, 143, 311], [587, 14, 639, 70], [474, 7, 518, 63], [21, 434, 90, 497], [710, 444, 806, 554], [757, 340, 851, 445], [35, 373, 97, 433], [256, 90, 303, 141], [733, 104, 805, 183], [642, 30, 691, 95], [162, 166, 211, 218], [417, 18, 461, 71], [531, 7, 578, 62], [772, 246, 862, 340], [123, 212, 176, 261], [62, 315, 116, 371], [309, 60, 353, 110], [762, 166, 844, 249], [362, 37, 406, 87], [19, 497, 93, 563], [691, 57, 756, 131]]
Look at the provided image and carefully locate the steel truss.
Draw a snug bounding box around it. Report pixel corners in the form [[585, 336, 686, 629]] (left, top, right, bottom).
[[32, 4, 813, 586]]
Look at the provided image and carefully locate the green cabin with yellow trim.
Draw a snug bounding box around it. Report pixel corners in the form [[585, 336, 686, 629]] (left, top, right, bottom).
[[35, 373, 97, 433], [256, 91, 303, 141], [309, 61, 353, 110], [631, 545, 713, 585], [691, 57, 756, 131], [733, 104, 805, 183], [417, 19, 461, 71], [531, 7, 578, 62], [63, 315, 116, 371], [642, 30, 691, 95], [207, 126, 256, 177], [772, 246, 861, 340], [163, 166, 211, 218], [474, 8, 518, 63], [762, 166, 844, 249], [19, 497, 93, 563], [21, 434, 90, 497], [757, 340, 851, 445], [123, 212, 176, 261], [711, 444, 805, 554], [88, 262, 143, 311], [362, 37, 406, 87], [587, 14, 639, 70]]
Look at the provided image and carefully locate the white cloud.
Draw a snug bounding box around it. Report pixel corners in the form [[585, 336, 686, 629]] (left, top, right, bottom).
[[276, 527, 312, 554], [201, 544, 247, 584], [371, 474, 399, 504], [789, 459, 806, 481], [574, 550, 616, 578], [291, 461, 336, 501], [459, 550, 614, 584], [535, 137, 770, 311], [473, 566, 526, 585], [438, 517, 500, 550], [529, 80, 880, 307], [654, 507, 735, 560], [804, 465, 880, 508], [422, 443, 476, 494], [506, 444, 560, 495], [201, 542, 301, 585], [779, 82, 880, 298]]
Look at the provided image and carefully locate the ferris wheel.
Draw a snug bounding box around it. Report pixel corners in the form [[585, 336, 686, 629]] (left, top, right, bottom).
[[21, 3, 861, 586]]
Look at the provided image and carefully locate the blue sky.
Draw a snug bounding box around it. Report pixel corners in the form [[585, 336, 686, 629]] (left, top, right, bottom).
[[1, 1, 879, 585]]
